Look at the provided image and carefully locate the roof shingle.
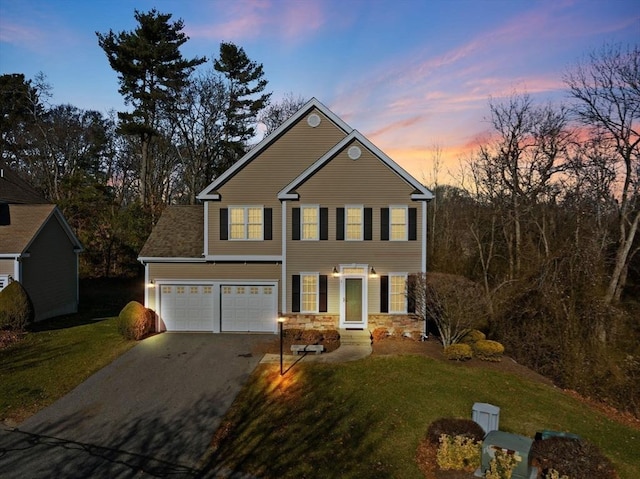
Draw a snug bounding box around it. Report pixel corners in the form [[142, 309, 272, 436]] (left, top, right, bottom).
[[139, 205, 204, 258]]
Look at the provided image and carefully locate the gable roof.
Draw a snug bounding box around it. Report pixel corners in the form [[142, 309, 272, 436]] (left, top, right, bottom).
[[197, 98, 353, 200], [0, 204, 83, 256], [0, 162, 48, 204], [138, 205, 204, 260], [278, 130, 433, 201]]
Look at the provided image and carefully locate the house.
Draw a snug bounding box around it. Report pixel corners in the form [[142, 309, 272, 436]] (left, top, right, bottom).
[[138, 98, 433, 334], [0, 164, 83, 321]]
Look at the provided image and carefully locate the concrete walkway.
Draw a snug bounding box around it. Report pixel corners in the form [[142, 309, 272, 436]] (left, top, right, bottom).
[[260, 329, 372, 365]]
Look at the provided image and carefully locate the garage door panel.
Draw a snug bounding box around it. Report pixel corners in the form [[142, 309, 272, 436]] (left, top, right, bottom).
[[160, 285, 213, 332], [221, 284, 276, 332]]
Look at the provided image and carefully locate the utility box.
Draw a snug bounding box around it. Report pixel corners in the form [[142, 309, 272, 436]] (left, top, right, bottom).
[[472, 402, 500, 434], [475, 430, 538, 479]]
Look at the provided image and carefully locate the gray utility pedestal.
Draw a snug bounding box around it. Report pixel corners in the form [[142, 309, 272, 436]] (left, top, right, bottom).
[[472, 402, 500, 434]]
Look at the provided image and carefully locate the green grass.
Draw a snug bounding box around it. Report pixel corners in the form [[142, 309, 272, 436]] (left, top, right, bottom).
[[202, 356, 640, 479], [0, 317, 135, 423]]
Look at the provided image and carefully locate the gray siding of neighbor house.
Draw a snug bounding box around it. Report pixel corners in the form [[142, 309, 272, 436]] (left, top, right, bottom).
[[207, 108, 347, 256], [147, 262, 281, 312], [21, 216, 78, 320], [285, 140, 424, 314]]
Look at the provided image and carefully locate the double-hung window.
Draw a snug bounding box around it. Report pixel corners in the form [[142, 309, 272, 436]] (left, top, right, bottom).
[[302, 206, 319, 240], [390, 206, 408, 241], [389, 273, 407, 313], [229, 206, 263, 240], [301, 273, 318, 313], [346, 206, 363, 240]]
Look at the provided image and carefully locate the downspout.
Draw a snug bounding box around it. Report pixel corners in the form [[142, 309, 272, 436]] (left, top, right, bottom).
[[281, 200, 287, 314]]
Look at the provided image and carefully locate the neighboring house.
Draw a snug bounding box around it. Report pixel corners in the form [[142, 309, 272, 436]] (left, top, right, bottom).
[[0, 164, 83, 321], [139, 98, 433, 334]]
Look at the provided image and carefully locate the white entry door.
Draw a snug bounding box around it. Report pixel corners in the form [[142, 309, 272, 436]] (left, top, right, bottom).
[[160, 285, 214, 332], [221, 284, 277, 332]]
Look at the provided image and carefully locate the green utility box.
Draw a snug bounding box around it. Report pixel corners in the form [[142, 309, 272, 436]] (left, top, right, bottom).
[[535, 429, 581, 441], [475, 430, 538, 479]]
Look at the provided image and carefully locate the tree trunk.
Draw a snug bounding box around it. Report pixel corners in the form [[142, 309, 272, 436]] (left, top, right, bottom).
[[605, 210, 639, 304]]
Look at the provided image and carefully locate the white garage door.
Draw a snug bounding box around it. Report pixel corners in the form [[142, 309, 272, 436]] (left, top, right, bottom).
[[160, 285, 214, 332], [221, 284, 277, 332]]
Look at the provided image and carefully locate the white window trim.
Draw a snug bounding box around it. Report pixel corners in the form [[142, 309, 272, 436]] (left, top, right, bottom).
[[345, 204, 364, 241], [300, 272, 319, 313], [389, 205, 408, 241], [228, 205, 264, 241], [0, 274, 9, 292], [301, 204, 320, 241], [389, 272, 408, 314]]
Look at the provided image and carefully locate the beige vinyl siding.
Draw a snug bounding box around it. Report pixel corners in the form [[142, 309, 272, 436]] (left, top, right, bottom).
[[21, 217, 77, 321], [285, 140, 424, 314], [208, 108, 348, 255], [0, 259, 14, 275], [147, 262, 281, 311]]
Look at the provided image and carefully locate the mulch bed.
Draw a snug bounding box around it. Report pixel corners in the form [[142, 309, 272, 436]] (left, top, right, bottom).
[[0, 331, 24, 350]]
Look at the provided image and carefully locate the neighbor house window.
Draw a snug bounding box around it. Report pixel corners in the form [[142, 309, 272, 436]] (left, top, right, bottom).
[[302, 206, 319, 240], [346, 206, 363, 240], [301, 273, 318, 313], [390, 206, 408, 241], [229, 206, 263, 240], [389, 273, 407, 313]]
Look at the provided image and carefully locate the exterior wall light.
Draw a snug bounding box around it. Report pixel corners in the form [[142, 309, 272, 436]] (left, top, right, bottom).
[[332, 267, 339, 278], [370, 267, 378, 277]]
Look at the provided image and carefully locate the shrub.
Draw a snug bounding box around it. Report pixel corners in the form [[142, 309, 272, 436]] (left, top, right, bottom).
[[436, 434, 481, 471], [321, 329, 340, 342], [117, 301, 154, 340], [530, 437, 617, 479], [0, 281, 35, 331], [484, 449, 522, 479], [372, 327, 389, 342], [299, 329, 322, 344], [426, 417, 485, 445], [443, 343, 473, 361], [283, 328, 304, 340], [461, 329, 486, 344], [473, 339, 505, 362]]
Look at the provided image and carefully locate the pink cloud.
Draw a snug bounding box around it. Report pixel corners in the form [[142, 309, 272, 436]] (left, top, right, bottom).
[[187, 0, 326, 43], [0, 21, 45, 46]]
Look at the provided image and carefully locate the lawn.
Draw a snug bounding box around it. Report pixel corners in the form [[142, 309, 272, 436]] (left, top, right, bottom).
[[201, 356, 640, 479], [0, 316, 135, 423]]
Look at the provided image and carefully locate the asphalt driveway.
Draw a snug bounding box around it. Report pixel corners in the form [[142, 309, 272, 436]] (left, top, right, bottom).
[[0, 333, 269, 478]]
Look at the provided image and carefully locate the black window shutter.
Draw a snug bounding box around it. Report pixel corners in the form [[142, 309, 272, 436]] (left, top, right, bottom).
[[292, 208, 300, 240], [319, 275, 328, 312], [364, 208, 373, 240], [380, 275, 389, 313], [292, 275, 300, 312], [264, 208, 272, 240], [320, 208, 328, 240], [381, 208, 389, 241], [220, 208, 228, 240], [336, 207, 345, 240], [408, 208, 417, 241]]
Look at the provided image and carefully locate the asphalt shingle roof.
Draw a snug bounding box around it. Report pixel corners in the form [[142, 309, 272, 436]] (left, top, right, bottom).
[[139, 205, 204, 258], [0, 204, 57, 254], [0, 163, 48, 204]]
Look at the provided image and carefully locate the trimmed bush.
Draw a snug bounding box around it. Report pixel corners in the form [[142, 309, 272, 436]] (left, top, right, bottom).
[[117, 301, 154, 340], [426, 417, 485, 445], [473, 339, 505, 362], [443, 343, 473, 361], [461, 329, 486, 344], [299, 329, 322, 344], [531, 437, 617, 479], [321, 329, 340, 342], [372, 327, 389, 342], [436, 434, 481, 471], [283, 328, 304, 340], [0, 281, 35, 331]]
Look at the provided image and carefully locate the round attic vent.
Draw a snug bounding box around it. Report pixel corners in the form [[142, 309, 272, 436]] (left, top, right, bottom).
[[307, 113, 321, 127], [348, 146, 362, 160]]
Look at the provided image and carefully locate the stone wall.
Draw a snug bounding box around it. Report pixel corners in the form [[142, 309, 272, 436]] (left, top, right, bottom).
[[281, 313, 424, 334]]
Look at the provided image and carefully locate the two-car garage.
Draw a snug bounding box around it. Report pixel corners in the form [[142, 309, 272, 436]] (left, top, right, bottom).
[[158, 282, 278, 333]]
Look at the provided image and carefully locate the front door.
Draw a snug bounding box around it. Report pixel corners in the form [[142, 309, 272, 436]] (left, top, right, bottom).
[[345, 278, 362, 323], [339, 264, 368, 329]]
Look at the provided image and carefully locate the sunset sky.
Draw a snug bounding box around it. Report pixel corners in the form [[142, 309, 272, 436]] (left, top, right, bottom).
[[1, 0, 638, 183]]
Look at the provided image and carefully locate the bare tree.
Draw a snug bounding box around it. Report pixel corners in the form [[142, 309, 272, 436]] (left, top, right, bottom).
[[564, 44, 640, 303], [258, 92, 308, 136]]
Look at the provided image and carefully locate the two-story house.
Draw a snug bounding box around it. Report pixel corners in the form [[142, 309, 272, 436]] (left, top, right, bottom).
[[138, 98, 433, 334]]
